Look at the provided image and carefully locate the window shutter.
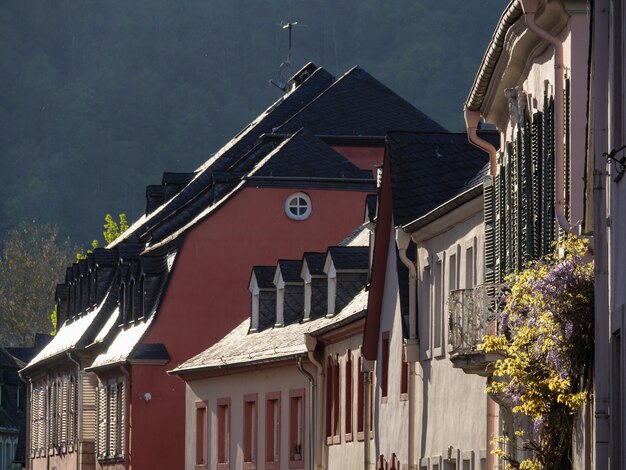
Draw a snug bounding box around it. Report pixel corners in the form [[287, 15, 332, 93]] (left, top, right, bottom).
[[108, 384, 117, 457], [543, 92, 556, 252], [61, 377, 68, 447], [119, 380, 125, 457], [483, 175, 495, 286], [96, 385, 107, 458], [531, 111, 543, 259], [505, 144, 513, 275]]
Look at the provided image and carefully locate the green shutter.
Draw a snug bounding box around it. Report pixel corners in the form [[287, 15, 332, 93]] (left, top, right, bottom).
[[484, 175, 495, 286]]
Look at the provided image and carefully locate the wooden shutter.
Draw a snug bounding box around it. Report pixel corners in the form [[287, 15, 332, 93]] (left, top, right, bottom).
[[564, 77, 571, 222], [118, 380, 125, 457], [81, 372, 98, 442], [108, 384, 117, 457], [96, 385, 107, 458], [61, 377, 68, 447], [483, 175, 495, 286], [531, 111, 543, 260]]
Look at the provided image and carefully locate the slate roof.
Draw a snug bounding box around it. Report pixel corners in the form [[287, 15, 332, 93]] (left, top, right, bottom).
[[302, 253, 326, 276], [0, 347, 24, 369], [24, 307, 101, 369], [170, 288, 367, 374], [252, 266, 276, 289], [387, 131, 496, 226], [111, 64, 335, 248], [328, 246, 369, 271], [338, 224, 370, 247], [251, 129, 370, 180], [277, 66, 447, 136], [277, 260, 303, 284]]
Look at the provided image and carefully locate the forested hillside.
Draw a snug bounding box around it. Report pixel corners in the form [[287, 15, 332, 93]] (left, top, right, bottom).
[[0, 1, 505, 246]]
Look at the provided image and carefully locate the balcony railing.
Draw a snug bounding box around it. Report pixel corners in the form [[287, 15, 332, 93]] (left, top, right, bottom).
[[448, 284, 505, 355]]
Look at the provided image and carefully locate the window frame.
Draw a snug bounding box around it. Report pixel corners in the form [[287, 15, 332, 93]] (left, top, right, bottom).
[[195, 400, 208, 469], [284, 192, 312, 221], [265, 391, 281, 470], [288, 389, 305, 469], [243, 393, 258, 470]]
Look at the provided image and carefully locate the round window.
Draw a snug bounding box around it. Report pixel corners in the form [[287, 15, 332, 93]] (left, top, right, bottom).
[[285, 192, 312, 220]]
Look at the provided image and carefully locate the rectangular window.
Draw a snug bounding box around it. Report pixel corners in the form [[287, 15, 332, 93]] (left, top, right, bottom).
[[420, 265, 431, 358], [289, 389, 305, 468], [465, 246, 475, 289], [195, 401, 208, 468], [325, 355, 340, 444], [381, 332, 390, 402], [345, 351, 353, 440], [356, 355, 373, 441], [217, 397, 230, 469], [433, 257, 444, 356], [400, 347, 409, 400], [265, 392, 281, 469], [243, 394, 257, 468], [357, 356, 364, 435]]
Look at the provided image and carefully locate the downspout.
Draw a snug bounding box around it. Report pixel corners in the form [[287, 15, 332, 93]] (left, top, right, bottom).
[[520, 0, 575, 235], [296, 355, 315, 470], [18, 370, 33, 470], [305, 334, 325, 470], [591, 0, 610, 466], [119, 364, 131, 467], [464, 109, 498, 176], [395, 228, 418, 470], [66, 352, 81, 470]]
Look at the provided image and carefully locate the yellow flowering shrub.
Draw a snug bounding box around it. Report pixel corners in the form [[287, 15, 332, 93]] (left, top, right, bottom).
[[481, 235, 594, 469]]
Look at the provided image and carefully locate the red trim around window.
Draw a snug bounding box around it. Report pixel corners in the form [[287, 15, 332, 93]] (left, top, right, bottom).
[[243, 393, 258, 470], [288, 389, 305, 469], [217, 397, 231, 470], [195, 401, 208, 469], [265, 392, 281, 470]]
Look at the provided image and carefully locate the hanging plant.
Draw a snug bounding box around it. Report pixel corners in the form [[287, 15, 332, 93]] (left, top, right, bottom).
[[480, 235, 594, 470]]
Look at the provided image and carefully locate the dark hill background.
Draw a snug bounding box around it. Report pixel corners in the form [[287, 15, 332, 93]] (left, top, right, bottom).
[[0, 1, 505, 246]]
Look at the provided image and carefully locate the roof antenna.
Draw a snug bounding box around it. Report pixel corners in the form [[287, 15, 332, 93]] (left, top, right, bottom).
[[270, 21, 304, 92]]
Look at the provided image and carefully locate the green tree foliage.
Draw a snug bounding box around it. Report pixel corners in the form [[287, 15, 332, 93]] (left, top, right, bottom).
[[0, 222, 76, 346], [76, 213, 129, 261]]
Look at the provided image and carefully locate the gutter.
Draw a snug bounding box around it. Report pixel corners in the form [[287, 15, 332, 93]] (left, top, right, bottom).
[[465, 110, 499, 176], [304, 334, 325, 470]]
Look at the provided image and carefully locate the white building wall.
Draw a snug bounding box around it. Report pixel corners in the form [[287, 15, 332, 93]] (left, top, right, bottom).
[[184, 363, 312, 470], [374, 231, 409, 465], [412, 205, 489, 469]]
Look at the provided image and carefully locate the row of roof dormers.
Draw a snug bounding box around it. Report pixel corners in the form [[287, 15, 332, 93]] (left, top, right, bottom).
[[248, 240, 370, 333], [109, 62, 446, 252], [55, 243, 172, 331], [170, 227, 370, 375]]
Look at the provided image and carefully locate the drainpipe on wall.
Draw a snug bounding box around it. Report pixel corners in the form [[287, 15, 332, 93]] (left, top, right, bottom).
[[296, 355, 316, 470], [18, 370, 32, 470], [305, 334, 325, 470], [66, 352, 82, 470], [591, 0, 611, 466], [520, 0, 575, 235], [464, 109, 499, 177], [396, 228, 418, 470]]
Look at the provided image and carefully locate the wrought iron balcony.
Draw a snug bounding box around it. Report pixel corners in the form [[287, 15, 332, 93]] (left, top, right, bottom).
[[448, 284, 505, 376]]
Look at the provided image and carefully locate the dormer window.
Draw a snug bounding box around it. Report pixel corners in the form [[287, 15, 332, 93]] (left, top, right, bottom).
[[285, 192, 312, 221]]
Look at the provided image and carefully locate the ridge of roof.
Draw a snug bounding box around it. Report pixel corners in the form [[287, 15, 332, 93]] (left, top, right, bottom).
[[277, 66, 447, 136]]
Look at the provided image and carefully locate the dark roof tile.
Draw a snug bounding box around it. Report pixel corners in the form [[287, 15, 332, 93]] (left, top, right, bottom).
[[328, 246, 369, 271], [277, 67, 447, 136]]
